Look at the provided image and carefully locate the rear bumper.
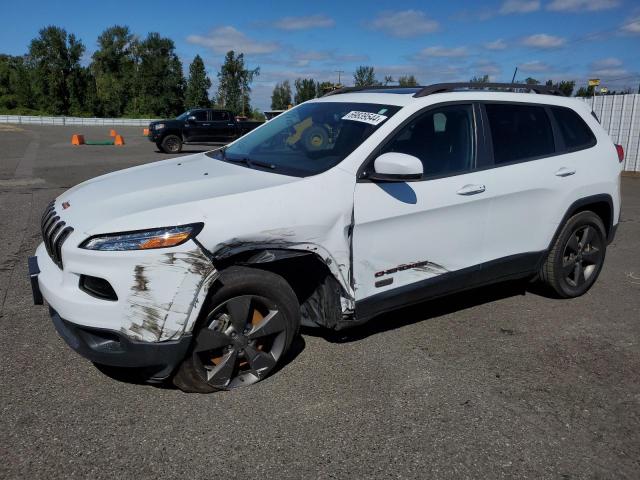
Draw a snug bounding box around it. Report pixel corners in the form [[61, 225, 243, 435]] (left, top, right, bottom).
[[49, 307, 192, 381]]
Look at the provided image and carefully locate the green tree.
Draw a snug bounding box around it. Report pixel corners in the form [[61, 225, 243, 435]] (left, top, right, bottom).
[[216, 51, 259, 116], [129, 32, 185, 117], [383, 75, 394, 86], [524, 77, 540, 85], [270, 80, 292, 109], [470, 75, 490, 83], [545, 79, 575, 96], [294, 78, 316, 104], [353, 66, 379, 87], [0, 54, 36, 111], [316, 81, 336, 97], [575, 85, 595, 97], [28, 26, 86, 114], [91, 25, 136, 117], [398, 75, 419, 87], [185, 55, 212, 108]]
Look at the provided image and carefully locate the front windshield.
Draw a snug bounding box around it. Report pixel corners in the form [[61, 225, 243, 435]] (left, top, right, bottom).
[[176, 111, 191, 121], [206, 102, 401, 176]]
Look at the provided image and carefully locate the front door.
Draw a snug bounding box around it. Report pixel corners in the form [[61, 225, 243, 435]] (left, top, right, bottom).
[[183, 110, 211, 142], [352, 103, 491, 309]]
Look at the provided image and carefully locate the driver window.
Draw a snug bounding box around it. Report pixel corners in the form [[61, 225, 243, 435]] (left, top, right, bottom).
[[381, 104, 474, 178]]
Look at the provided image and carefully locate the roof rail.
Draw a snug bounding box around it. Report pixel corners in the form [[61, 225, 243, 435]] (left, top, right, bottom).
[[413, 82, 565, 97], [322, 82, 566, 98], [322, 85, 425, 97]]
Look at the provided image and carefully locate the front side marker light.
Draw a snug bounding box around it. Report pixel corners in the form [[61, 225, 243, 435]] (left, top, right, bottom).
[[80, 224, 203, 251]]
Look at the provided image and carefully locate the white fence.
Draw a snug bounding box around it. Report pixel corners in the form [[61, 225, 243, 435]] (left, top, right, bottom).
[[583, 94, 640, 172], [0, 115, 158, 127]]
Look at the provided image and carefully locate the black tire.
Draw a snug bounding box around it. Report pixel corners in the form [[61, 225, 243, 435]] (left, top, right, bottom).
[[540, 211, 607, 298], [160, 134, 182, 153], [173, 266, 300, 393]]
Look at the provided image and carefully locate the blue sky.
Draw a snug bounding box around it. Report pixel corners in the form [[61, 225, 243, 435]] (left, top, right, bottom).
[[1, 0, 639, 110]]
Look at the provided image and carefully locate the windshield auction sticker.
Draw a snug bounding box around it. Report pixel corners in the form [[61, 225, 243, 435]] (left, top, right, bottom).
[[342, 111, 388, 126]]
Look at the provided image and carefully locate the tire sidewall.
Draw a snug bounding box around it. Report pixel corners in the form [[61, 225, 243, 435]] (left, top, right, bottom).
[[552, 212, 607, 297], [161, 134, 182, 153]]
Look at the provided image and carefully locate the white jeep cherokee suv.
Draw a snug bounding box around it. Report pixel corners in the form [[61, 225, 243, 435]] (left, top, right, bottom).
[[30, 83, 623, 393]]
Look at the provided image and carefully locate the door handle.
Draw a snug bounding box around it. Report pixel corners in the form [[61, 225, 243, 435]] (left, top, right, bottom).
[[555, 167, 576, 177], [457, 184, 486, 195]]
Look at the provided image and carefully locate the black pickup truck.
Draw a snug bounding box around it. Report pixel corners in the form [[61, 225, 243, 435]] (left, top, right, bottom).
[[148, 108, 263, 153]]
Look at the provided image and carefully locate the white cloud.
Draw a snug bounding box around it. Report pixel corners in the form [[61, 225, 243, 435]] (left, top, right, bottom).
[[370, 10, 439, 38], [484, 39, 508, 50], [499, 0, 541, 14], [590, 57, 623, 69], [547, 0, 620, 12], [273, 14, 335, 30], [519, 61, 553, 72], [621, 15, 640, 35], [416, 46, 468, 58], [186, 26, 279, 55], [522, 33, 566, 48]]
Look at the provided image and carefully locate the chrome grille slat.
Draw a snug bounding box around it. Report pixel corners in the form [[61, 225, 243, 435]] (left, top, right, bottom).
[[40, 202, 73, 270]]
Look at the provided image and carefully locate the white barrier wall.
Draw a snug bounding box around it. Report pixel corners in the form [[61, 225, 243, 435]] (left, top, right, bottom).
[[583, 94, 640, 172], [0, 115, 158, 127]]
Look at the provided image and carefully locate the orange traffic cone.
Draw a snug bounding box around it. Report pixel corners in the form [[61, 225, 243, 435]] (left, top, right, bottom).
[[109, 129, 117, 137], [71, 134, 85, 145], [114, 135, 125, 146], [143, 128, 150, 136]]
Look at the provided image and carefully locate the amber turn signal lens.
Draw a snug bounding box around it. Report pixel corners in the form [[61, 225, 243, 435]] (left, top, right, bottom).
[[139, 231, 191, 249]]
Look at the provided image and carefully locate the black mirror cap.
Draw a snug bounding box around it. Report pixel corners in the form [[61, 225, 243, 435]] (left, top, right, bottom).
[[367, 172, 423, 182]]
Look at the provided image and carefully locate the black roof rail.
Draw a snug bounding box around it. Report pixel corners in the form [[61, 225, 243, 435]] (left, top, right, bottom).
[[322, 82, 566, 98], [413, 82, 565, 97], [322, 85, 426, 97]]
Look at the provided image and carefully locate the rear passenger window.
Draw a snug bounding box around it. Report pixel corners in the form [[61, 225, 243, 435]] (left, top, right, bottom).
[[552, 107, 596, 151], [211, 111, 229, 121], [485, 104, 555, 164], [381, 104, 474, 178]]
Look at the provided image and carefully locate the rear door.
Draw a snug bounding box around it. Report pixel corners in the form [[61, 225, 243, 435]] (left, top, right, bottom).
[[210, 110, 235, 140], [478, 102, 584, 277], [352, 103, 492, 305]]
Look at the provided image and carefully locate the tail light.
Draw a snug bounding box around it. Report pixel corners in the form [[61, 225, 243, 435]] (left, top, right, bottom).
[[615, 144, 624, 163]]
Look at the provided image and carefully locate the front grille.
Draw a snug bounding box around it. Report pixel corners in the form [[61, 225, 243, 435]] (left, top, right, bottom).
[[41, 201, 73, 269]]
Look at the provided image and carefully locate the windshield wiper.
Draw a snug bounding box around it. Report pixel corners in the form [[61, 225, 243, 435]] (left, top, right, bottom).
[[225, 156, 277, 170]]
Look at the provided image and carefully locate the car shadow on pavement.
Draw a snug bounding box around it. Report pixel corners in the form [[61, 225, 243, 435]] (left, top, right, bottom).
[[92, 335, 307, 390], [303, 279, 539, 344]]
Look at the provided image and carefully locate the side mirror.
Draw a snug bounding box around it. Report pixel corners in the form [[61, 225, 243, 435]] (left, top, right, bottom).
[[187, 115, 197, 122], [369, 152, 423, 182]]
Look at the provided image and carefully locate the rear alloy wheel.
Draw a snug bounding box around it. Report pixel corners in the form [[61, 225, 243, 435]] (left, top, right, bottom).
[[161, 134, 182, 153], [173, 267, 299, 393], [540, 211, 606, 298]]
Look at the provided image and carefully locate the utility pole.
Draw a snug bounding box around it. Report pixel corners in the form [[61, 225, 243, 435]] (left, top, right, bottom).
[[335, 70, 344, 86], [511, 67, 518, 83]]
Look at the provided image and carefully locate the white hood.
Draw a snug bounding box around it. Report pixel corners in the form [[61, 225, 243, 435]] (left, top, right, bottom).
[[56, 153, 298, 233]]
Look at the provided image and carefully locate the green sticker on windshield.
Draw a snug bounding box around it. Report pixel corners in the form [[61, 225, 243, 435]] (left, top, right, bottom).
[[378, 108, 388, 114]]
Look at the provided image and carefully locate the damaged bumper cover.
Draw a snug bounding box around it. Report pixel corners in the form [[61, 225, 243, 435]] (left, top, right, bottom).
[[49, 307, 191, 381], [36, 238, 218, 344]]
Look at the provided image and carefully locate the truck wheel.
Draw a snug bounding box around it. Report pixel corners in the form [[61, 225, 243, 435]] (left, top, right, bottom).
[[173, 266, 300, 393], [303, 126, 329, 151], [539, 211, 607, 298], [160, 134, 182, 153]]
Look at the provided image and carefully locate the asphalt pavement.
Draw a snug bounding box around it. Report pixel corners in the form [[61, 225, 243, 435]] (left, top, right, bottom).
[[1, 124, 639, 479]]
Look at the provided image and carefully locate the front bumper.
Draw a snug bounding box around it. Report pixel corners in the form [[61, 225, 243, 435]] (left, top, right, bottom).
[[49, 307, 191, 380]]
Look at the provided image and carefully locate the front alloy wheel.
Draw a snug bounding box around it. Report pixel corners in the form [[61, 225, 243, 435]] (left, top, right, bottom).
[[172, 266, 300, 393], [194, 295, 287, 389]]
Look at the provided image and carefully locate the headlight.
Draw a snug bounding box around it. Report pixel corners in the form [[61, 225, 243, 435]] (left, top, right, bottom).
[[154, 123, 165, 130], [80, 224, 203, 251]]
